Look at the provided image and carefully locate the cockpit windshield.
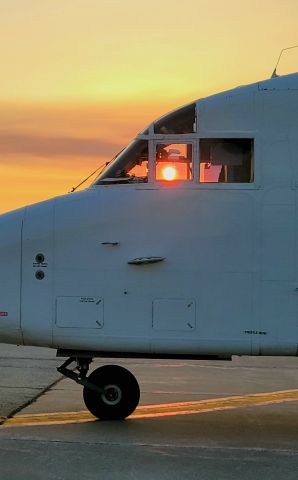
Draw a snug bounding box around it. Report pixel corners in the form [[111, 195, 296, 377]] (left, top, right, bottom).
[[94, 139, 148, 185], [93, 102, 196, 185]]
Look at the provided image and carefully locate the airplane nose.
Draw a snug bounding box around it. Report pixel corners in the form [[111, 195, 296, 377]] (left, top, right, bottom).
[[0, 207, 25, 345]]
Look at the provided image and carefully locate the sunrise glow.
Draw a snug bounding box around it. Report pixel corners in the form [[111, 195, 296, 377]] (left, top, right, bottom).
[[1, 1, 298, 213]]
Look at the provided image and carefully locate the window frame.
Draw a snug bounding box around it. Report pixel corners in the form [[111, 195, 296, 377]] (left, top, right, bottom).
[[196, 133, 259, 190], [152, 138, 197, 185], [92, 131, 259, 191]]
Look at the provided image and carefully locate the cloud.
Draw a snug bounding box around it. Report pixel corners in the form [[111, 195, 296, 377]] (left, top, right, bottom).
[[0, 132, 122, 159]]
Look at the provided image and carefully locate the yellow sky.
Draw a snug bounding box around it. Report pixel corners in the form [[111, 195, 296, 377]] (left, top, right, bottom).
[[1, 0, 298, 213]]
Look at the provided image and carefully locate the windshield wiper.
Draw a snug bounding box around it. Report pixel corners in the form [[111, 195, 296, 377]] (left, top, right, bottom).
[[98, 176, 147, 185]]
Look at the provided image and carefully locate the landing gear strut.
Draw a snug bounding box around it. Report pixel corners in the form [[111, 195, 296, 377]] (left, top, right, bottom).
[[57, 358, 140, 420]]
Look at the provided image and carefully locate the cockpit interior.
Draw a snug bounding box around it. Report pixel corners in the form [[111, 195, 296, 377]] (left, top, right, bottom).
[[94, 103, 253, 185]]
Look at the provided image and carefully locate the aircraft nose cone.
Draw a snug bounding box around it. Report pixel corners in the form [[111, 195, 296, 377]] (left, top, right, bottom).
[[0, 208, 25, 344]]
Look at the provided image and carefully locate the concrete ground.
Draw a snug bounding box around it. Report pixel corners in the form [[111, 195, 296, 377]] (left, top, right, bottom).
[[0, 344, 61, 419], [0, 344, 298, 479]]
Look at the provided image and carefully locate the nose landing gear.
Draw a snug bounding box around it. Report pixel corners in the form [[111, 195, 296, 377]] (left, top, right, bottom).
[[57, 358, 140, 420], [83, 364, 140, 420]]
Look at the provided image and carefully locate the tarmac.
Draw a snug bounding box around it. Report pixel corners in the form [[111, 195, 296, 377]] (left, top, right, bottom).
[[0, 344, 298, 479]]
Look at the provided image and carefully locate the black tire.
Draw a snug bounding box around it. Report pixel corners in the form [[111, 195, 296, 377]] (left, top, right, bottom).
[[83, 364, 140, 420]]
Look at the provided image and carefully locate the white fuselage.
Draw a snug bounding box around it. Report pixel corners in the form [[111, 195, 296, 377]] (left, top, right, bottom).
[[1, 73, 298, 357]]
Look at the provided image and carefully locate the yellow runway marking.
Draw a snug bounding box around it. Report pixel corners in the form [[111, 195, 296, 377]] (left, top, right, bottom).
[[2, 389, 298, 428]]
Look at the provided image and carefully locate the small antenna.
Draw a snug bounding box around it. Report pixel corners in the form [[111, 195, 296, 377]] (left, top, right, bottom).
[[69, 161, 109, 193], [271, 45, 298, 78], [68, 147, 124, 193]]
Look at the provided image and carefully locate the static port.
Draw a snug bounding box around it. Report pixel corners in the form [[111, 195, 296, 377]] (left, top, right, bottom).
[[35, 270, 45, 280], [35, 253, 45, 263]]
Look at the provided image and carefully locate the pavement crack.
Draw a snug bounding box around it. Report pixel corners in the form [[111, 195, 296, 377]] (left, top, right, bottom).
[[1, 438, 298, 456], [0, 375, 64, 426]]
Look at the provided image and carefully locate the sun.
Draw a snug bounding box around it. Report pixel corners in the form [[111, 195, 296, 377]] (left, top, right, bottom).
[[162, 166, 176, 181]]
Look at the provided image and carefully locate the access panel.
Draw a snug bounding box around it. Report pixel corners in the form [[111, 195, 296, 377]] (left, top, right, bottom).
[[153, 299, 196, 331], [56, 296, 104, 329]]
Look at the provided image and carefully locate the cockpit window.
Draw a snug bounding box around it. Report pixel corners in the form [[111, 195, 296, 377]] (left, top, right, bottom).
[[155, 143, 193, 181], [94, 139, 148, 184], [199, 138, 254, 183], [154, 103, 196, 134]]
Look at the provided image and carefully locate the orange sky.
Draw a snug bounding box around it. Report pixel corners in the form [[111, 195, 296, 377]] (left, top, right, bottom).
[[1, 0, 298, 213]]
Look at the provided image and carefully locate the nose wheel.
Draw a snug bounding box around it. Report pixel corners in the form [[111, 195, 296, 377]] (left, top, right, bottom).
[[83, 364, 140, 420]]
